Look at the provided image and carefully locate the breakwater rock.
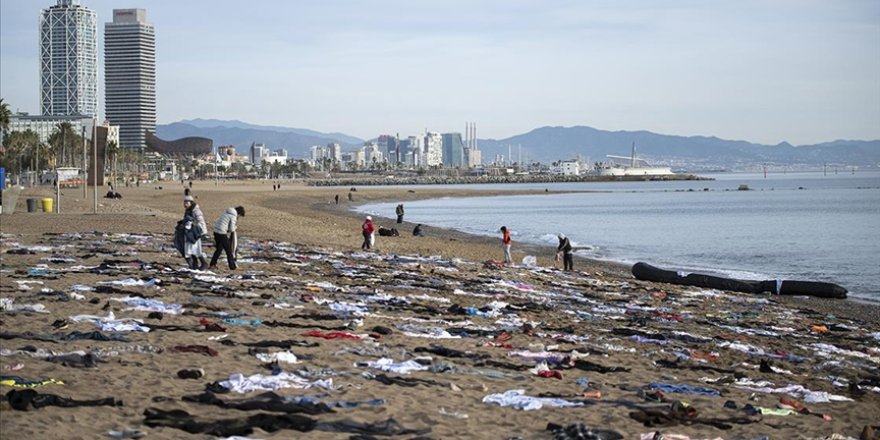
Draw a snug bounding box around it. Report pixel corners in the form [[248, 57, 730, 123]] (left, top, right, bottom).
[[307, 173, 710, 187]]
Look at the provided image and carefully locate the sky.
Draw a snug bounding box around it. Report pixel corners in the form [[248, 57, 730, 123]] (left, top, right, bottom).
[[1, 0, 879, 145]]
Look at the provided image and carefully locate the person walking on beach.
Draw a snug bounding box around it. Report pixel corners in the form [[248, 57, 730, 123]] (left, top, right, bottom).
[[556, 233, 573, 271], [396, 204, 405, 224], [184, 195, 209, 270], [361, 215, 375, 250], [210, 206, 245, 270], [500, 226, 512, 264]]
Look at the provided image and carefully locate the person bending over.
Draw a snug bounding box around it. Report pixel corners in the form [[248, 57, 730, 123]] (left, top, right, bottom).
[[210, 206, 245, 270]]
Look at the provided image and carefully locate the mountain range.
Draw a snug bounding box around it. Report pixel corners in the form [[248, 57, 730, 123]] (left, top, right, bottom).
[[156, 120, 880, 169]]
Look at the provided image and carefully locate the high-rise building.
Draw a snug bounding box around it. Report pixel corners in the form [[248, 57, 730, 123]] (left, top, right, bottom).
[[105, 9, 156, 150], [423, 132, 442, 167], [40, 0, 98, 117], [442, 133, 465, 168]]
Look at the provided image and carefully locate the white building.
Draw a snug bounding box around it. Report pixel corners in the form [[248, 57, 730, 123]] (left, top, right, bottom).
[[327, 143, 341, 162], [40, 0, 98, 117], [309, 145, 326, 162], [555, 160, 581, 176], [104, 9, 156, 150], [423, 132, 442, 167], [7, 113, 96, 144], [364, 143, 383, 166]]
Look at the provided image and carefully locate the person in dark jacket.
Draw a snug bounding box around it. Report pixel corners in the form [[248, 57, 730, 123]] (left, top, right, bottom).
[[557, 233, 573, 271], [210, 206, 245, 270], [412, 224, 425, 237]]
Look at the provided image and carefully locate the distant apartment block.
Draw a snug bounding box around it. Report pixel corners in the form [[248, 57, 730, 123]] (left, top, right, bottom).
[[250, 142, 287, 165], [40, 0, 98, 117], [105, 8, 156, 150], [423, 132, 442, 167]]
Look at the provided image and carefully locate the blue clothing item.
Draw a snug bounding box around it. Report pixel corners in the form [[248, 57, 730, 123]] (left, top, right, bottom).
[[222, 318, 262, 326], [646, 382, 721, 396]]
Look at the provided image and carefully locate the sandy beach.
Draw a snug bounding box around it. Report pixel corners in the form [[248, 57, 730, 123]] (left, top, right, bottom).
[[1, 181, 878, 440]]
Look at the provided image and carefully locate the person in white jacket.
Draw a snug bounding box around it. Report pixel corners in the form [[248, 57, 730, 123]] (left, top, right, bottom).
[[209, 206, 245, 270], [183, 195, 208, 270]]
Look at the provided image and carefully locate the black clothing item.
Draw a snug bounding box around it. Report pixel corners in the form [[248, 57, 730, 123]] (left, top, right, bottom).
[[316, 418, 429, 437], [6, 389, 121, 411], [242, 339, 320, 349], [570, 359, 631, 374], [211, 232, 237, 269], [143, 407, 316, 436], [546, 422, 623, 440], [361, 231, 372, 250], [0, 330, 130, 343], [369, 374, 446, 388], [182, 391, 334, 415], [263, 320, 348, 331], [414, 344, 489, 360], [45, 352, 102, 368]]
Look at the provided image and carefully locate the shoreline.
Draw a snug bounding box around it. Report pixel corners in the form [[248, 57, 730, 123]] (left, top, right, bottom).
[[2, 180, 877, 320]]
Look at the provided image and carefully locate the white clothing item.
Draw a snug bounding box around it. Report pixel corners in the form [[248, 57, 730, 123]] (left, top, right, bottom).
[[734, 383, 853, 403], [256, 351, 299, 364], [185, 237, 204, 258], [482, 389, 582, 411], [0, 298, 49, 313], [219, 372, 333, 393], [359, 358, 428, 375], [97, 278, 161, 287]]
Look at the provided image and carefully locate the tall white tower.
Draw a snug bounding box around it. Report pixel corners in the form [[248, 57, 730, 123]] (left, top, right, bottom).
[[105, 9, 156, 150], [40, 0, 98, 117]]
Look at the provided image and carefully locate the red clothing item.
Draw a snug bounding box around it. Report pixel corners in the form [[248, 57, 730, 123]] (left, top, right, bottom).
[[502, 230, 511, 245], [362, 220, 375, 234]]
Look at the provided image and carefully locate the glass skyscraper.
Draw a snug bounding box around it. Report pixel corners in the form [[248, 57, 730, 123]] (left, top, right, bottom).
[[40, 0, 98, 117], [105, 9, 156, 150]]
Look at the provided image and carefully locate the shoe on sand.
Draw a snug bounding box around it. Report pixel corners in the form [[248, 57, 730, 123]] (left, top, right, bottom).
[[177, 368, 204, 379]]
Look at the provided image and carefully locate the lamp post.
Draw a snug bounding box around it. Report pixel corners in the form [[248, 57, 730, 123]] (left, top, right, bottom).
[[82, 125, 87, 199], [92, 118, 98, 214]]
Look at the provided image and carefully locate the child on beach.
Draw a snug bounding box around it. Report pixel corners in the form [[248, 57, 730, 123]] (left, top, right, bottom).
[[362, 216, 375, 250], [500, 226, 512, 264], [210, 206, 245, 270]]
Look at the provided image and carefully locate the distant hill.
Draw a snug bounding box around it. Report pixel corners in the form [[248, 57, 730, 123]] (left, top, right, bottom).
[[156, 120, 362, 157], [157, 120, 879, 169], [478, 126, 880, 169]]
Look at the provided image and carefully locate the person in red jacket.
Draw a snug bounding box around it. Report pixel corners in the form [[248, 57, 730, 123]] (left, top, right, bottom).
[[362, 216, 375, 250], [500, 226, 512, 264]]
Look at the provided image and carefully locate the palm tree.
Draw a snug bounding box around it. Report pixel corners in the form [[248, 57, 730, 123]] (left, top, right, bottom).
[[105, 140, 119, 186], [48, 122, 82, 168], [0, 98, 11, 137]]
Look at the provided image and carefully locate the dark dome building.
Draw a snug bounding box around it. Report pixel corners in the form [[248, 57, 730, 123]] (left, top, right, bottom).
[[145, 130, 212, 155]]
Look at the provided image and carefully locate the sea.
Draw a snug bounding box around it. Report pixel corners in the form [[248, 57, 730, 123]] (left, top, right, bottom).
[[358, 170, 880, 303]]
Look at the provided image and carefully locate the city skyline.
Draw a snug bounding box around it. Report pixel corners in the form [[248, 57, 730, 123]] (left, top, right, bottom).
[[2, 0, 879, 145]]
